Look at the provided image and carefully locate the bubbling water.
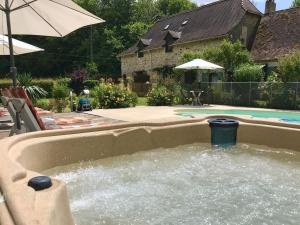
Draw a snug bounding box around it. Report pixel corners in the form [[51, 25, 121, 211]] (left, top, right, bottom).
[[45, 144, 300, 225]]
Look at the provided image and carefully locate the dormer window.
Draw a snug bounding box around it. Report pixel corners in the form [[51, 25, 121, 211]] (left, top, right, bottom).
[[137, 39, 151, 58], [164, 30, 181, 53], [164, 24, 169, 30]]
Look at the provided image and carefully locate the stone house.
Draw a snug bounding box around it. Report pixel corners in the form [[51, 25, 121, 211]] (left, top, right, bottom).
[[120, 0, 300, 87], [119, 0, 261, 85]]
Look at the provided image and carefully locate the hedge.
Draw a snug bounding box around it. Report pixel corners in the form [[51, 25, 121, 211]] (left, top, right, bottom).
[[0, 79, 55, 97], [0, 79, 12, 89], [32, 79, 55, 97]]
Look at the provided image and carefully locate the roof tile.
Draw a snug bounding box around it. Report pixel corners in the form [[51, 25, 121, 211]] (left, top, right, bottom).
[[252, 7, 300, 61]]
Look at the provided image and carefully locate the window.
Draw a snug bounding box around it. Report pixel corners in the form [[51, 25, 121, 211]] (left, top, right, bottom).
[[165, 44, 173, 53], [137, 50, 144, 58]]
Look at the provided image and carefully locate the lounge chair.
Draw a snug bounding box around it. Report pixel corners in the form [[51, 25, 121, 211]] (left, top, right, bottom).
[[10, 97, 42, 132], [1, 87, 45, 135]]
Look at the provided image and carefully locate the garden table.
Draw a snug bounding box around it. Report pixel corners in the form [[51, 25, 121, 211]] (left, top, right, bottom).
[[190, 90, 204, 106]]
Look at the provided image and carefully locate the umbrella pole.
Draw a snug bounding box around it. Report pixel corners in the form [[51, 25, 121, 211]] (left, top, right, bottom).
[[5, 2, 17, 87], [5, 1, 21, 130]]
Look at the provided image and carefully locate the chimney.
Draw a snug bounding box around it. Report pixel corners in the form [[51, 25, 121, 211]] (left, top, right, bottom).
[[265, 0, 276, 14]]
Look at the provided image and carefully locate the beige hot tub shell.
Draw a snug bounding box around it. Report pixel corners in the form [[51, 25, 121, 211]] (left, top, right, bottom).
[[0, 117, 300, 225]]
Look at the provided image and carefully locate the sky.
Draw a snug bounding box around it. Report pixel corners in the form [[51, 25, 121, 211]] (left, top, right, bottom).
[[193, 0, 294, 12]]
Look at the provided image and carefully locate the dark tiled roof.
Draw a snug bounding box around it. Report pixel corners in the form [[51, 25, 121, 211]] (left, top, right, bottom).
[[121, 0, 261, 56], [252, 7, 300, 62]]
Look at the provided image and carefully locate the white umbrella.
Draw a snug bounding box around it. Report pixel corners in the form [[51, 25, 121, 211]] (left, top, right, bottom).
[[175, 59, 223, 70], [0, 0, 105, 37], [0, 34, 43, 55]]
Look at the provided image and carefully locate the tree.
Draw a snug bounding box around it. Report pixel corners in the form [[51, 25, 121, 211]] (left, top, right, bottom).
[[122, 22, 152, 47], [182, 40, 251, 81], [278, 51, 300, 82], [292, 0, 300, 7], [132, 0, 160, 24], [156, 0, 197, 16]]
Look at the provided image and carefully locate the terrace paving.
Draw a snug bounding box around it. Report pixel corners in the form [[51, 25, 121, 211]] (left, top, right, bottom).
[[85, 105, 290, 123], [0, 107, 123, 140]]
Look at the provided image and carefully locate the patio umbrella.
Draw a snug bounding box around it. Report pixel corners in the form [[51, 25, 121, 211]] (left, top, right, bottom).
[[175, 59, 223, 70], [0, 0, 105, 87], [0, 34, 43, 55]]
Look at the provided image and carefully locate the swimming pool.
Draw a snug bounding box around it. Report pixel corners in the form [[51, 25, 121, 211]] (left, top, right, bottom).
[[176, 109, 300, 123]]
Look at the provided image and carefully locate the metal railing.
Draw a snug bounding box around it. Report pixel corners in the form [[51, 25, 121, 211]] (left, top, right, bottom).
[[185, 82, 300, 110]]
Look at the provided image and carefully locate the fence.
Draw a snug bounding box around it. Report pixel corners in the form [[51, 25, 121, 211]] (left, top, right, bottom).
[[185, 82, 300, 110]]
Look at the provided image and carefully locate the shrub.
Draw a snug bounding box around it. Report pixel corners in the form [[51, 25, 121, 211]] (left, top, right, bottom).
[[70, 68, 88, 95], [83, 80, 99, 89], [278, 51, 300, 82], [17, 73, 48, 101], [53, 83, 70, 113], [92, 83, 137, 108], [156, 77, 189, 104], [85, 62, 99, 79], [35, 98, 53, 111], [210, 84, 233, 105], [32, 79, 55, 97], [0, 79, 12, 89], [147, 85, 174, 106], [53, 83, 69, 100], [56, 77, 71, 87], [234, 64, 263, 82], [17, 73, 33, 87], [259, 73, 297, 109]]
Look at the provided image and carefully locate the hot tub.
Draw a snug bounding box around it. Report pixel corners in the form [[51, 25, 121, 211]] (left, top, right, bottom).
[[0, 117, 300, 225]]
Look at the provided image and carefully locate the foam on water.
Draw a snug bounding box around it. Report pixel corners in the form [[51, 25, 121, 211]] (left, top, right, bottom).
[[45, 144, 300, 225]]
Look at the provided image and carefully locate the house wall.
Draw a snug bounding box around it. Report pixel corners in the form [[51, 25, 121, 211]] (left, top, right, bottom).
[[121, 38, 223, 76], [229, 12, 261, 50]]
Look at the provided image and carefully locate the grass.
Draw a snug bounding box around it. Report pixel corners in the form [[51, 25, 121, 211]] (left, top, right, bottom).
[[137, 97, 147, 106]]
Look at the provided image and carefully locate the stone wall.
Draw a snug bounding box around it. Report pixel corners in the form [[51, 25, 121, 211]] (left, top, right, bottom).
[[229, 12, 261, 50], [121, 38, 223, 76]]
